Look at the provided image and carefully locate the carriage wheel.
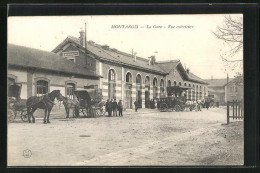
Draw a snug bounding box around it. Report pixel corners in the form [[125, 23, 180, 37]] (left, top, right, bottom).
[[180, 106, 185, 112], [160, 103, 168, 112], [81, 109, 88, 117], [174, 105, 181, 112], [96, 108, 101, 117], [8, 109, 16, 122], [21, 110, 28, 122], [190, 106, 193, 111]]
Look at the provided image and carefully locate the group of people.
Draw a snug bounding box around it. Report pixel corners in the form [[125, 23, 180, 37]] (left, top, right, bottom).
[[105, 99, 123, 117]]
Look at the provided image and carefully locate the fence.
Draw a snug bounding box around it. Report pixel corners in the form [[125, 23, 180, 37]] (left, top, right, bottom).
[[226, 100, 244, 124]]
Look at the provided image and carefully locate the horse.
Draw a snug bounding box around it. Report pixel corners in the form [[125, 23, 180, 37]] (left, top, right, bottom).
[[60, 96, 80, 118], [26, 90, 63, 124], [184, 100, 194, 111], [196, 100, 204, 111]]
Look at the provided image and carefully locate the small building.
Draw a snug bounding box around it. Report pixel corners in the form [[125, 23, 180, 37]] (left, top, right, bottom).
[[204, 78, 230, 105], [8, 44, 101, 100], [224, 76, 244, 102]]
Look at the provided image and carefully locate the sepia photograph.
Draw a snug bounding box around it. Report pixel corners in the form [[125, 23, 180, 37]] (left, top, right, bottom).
[[7, 14, 244, 166]]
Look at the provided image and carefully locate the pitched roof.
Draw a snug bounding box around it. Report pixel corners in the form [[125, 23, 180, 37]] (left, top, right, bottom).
[[156, 60, 180, 73], [204, 78, 231, 87], [157, 61, 207, 85], [52, 37, 167, 75], [8, 44, 101, 78]]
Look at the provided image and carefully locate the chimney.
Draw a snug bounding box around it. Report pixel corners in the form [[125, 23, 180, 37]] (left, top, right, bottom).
[[133, 52, 137, 62], [150, 56, 156, 65], [148, 57, 151, 65], [79, 28, 86, 48], [186, 68, 190, 74]]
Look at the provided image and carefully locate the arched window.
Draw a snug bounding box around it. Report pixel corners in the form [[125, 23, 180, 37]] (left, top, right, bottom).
[[153, 78, 158, 87], [145, 76, 150, 87], [36, 80, 49, 96], [108, 69, 116, 99], [136, 74, 142, 84], [108, 69, 115, 81], [66, 83, 76, 99], [174, 81, 177, 86], [160, 79, 164, 97], [179, 82, 182, 86], [167, 80, 171, 87], [184, 83, 187, 86], [153, 77, 158, 99], [126, 72, 132, 83]]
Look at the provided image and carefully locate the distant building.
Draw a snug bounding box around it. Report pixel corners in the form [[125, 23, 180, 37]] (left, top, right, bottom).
[[224, 76, 244, 102], [204, 78, 231, 105]]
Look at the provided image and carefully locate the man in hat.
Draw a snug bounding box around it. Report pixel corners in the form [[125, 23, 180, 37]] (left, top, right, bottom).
[[113, 98, 118, 116], [118, 99, 123, 117]]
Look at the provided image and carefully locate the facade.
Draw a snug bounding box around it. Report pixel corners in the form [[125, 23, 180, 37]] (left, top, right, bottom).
[[224, 77, 244, 102], [52, 30, 208, 109], [8, 44, 100, 100], [204, 78, 229, 105]]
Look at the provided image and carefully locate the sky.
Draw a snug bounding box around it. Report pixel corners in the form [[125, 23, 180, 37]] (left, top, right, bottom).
[[8, 14, 243, 79]]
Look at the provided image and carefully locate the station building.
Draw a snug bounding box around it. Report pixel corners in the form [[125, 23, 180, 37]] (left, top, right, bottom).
[[52, 30, 208, 109]]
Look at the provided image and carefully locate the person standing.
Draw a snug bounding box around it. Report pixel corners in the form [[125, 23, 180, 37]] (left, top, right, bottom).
[[134, 100, 138, 112], [108, 99, 113, 117], [118, 100, 123, 117], [105, 99, 109, 116], [113, 99, 118, 116]]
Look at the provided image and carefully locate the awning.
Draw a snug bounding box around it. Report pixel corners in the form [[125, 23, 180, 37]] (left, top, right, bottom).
[[167, 86, 192, 92]]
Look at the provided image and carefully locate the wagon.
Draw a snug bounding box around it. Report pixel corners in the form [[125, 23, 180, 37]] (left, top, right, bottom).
[[8, 82, 28, 122], [157, 96, 186, 112], [74, 88, 105, 118]]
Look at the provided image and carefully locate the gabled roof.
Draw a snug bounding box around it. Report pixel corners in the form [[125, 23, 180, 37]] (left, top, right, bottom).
[[52, 37, 167, 75], [156, 60, 180, 73], [157, 60, 207, 85], [8, 44, 101, 78]]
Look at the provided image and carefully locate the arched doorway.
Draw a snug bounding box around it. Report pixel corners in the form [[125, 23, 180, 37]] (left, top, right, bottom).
[[145, 76, 150, 108], [153, 77, 158, 99], [160, 79, 164, 98], [66, 83, 76, 99], [8, 77, 21, 99], [136, 74, 142, 108], [125, 72, 132, 109], [108, 69, 116, 99]]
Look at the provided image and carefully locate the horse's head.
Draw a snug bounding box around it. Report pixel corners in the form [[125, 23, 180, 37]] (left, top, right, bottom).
[[49, 90, 63, 101]]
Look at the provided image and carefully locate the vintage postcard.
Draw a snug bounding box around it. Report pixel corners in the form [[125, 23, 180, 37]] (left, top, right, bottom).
[[7, 14, 244, 166]]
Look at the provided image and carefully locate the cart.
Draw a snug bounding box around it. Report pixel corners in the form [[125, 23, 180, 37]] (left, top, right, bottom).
[[8, 82, 28, 122], [74, 88, 104, 118], [157, 96, 186, 112]]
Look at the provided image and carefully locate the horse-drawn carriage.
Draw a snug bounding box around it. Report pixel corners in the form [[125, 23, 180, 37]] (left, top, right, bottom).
[[8, 82, 28, 122], [73, 89, 105, 118], [157, 96, 186, 112]]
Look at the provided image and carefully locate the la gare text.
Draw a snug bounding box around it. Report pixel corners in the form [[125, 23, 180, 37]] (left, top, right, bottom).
[[111, 25, 194, 29]]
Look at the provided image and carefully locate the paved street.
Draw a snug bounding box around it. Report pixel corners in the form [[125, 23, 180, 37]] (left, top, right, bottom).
[[8, 107, 243, 166]]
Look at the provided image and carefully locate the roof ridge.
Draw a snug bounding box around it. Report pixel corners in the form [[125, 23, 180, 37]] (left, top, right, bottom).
[[157, 60, 180, 64]]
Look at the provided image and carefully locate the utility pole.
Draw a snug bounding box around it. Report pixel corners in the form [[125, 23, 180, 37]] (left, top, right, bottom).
[[85, 22, 87, 51]]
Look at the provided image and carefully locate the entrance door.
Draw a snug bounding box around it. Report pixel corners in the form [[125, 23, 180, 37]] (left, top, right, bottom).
[[145, 91, 150, 108], [125, 84, 132, 109], [137, 90, 142, 108]]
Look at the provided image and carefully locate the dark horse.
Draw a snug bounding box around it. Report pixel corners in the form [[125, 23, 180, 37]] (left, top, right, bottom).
[[26, 90, 63, 123]]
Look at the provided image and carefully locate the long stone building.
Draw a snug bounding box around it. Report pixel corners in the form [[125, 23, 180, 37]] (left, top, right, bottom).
[[51, 30, 208, 109], [8, 44, 101, 100]]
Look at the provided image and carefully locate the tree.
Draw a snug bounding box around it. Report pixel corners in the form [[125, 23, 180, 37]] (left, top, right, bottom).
[[213, 15, 243, 75]]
